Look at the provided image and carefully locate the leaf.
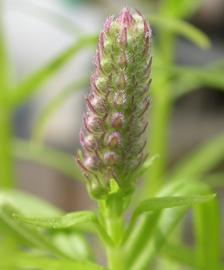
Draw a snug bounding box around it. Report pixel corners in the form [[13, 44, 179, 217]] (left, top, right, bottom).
[[170, 64, 224, 99], [13, 139, 83, 182], [170, 134, 224, 179], [10, 35, 97, 106], [162, 242, 199, 269], [136, 154, 160, 178], [124, 180, 210, 270], [160, 0, 202, 19], [33, 77, 88, 142], [13, 211, 97, 229], [0, 189, 62, 217], [52, 232, 93, 261], [150, 15, 210, 49], [9, 253, 107, 270], [0, 204, 69, 258], [193, 198, 222, 270], [132, 194, 215, 222], [13, 0, 81, 35]]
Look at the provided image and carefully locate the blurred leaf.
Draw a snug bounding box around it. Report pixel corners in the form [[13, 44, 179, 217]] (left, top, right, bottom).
[[170, 64, 224, 98], [33, 77, 88, 142], [131, 194, 214, 222], [171, 134, 224, 179], [150, 15, 210, 49], [160, 0, 202, 19], [135, 155, 160, 178], [13, 139, 83, 181], [52, 232, 93, 261], [13, 211, 96, 229], [204, 173, 224, 188], [9, 253, 107, 270], [0, 204, 69, 258], [0, 189, 62, 217], [193, 198, 222, 270], [162, 242, 199, 269], [125, 180, 210, 270], [13, 0, 81, 35], [10, 35, 97, 106]]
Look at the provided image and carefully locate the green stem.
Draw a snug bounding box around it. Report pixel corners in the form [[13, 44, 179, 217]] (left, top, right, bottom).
[[99, 198, 126, 270], [0, 105, 14, 188], [0, 5, 14, 188]]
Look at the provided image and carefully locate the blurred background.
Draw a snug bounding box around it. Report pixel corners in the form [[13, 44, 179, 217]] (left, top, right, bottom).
[[1, 0, 224, 212]]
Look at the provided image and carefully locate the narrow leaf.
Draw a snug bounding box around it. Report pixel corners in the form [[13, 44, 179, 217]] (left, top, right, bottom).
[[13, 211, 97, 229], [0, 204, 69, 258], [13, 139, 83, 182], [9, 253, 107, 270], [10, 35, 97, 106], [171, 134, 224, 179], [33, 77, 88, 142], [132, 194, 215, 221], [150, 15, 210, 49]]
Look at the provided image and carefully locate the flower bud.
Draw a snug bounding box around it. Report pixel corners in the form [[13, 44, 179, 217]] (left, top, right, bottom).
[[76, 8, 152, 198]]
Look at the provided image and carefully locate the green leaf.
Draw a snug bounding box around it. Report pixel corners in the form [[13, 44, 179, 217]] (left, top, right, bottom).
[[0, 189, 62, 217], [169, 64, 224, 99], [132, 194, 215, 221], [52, 232, 93, 261], [150, 15, 210, 49], [10, 35, 97, 106], [170, 134, 224, 179], [33, 77, 88, 142], [193, 198, 222, 270], [0, 204, 69, 258], [9, 253, 107, 270], [13, 139, 83, 182], [162, 242, 199, 269], [160, 0, 202, 19], [135, 154, 160, 178], [13, 211, 97, 229], [124, 180, 210, 270]]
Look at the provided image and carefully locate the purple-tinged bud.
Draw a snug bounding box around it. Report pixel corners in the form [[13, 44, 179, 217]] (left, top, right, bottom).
[[120, 27, 128, 48], [76, 8, 152, 198], [85, 114, 102, 132], [81, 133, 97, 150], [104, 151, 118, 165], [107, 132, 121, 147], [84, 156, 99, 170], [111, 112, 125, 129], [103, 16, 113, 33], [117, 7, 134, 27]]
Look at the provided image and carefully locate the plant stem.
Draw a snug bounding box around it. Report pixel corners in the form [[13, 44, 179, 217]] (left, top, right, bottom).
[[0, 104, 14, 188], [0, 6, 14, 188], [100, 198, 126, 270]]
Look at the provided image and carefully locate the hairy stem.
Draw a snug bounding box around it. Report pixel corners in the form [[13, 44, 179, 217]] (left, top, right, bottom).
[[100, 198, 126, 270]]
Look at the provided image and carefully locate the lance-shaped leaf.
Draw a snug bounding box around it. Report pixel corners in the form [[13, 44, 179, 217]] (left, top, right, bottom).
[[33, 77, 88, 142], [131, 194, 215, 222], [0, 204, 68, 258], [14, 139, 83, 182], [13, 211, 97, 229], [10, 35, 97, 106], [150, 15, 210, 49], [6, 253, 107, 270]]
